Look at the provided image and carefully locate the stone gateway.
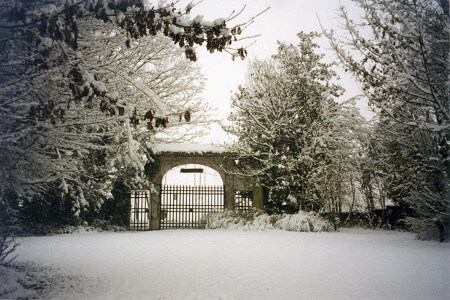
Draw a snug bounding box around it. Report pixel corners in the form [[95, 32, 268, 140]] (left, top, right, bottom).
[[136, 144, 264, 230]]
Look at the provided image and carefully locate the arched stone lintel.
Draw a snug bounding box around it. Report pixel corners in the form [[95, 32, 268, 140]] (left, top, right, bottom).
[[153, 153, 228, 187]]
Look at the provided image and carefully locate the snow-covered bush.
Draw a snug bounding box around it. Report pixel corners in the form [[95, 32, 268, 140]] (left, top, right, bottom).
[[25, 223, 128, 236], [0, 265, 24, 298], [275, 212, 331, 232], [204, 209, 277, 231], [408, 216, 450, 242], [205, 209, 331, 232]]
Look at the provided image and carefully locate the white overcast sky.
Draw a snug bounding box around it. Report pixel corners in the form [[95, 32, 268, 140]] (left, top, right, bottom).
[[173, 0, 370, 143]]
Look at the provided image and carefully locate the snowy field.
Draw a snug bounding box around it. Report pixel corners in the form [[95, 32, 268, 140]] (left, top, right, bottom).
[[2, 229, 449, 299]]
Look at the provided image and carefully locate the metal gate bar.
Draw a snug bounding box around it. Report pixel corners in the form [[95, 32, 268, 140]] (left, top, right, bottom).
[[160, 185, 225, 229], [130, 190, 150, 230], [235, 190, 253, 212]]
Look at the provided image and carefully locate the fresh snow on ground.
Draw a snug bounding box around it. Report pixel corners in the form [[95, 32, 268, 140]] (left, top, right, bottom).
[[3, 229, 449, 299]]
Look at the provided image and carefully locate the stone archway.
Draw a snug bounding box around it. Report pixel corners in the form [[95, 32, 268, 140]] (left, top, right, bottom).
[[147, 144, 263, 230]]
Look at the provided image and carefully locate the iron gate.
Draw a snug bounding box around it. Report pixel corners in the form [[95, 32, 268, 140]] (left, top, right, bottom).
[[235, 190, 253, 212], [160, 185, 225, 229], [130, 190, 150, 230]]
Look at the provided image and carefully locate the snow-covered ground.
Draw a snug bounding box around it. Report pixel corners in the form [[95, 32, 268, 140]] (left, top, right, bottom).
[[3, 229, 449, 299]]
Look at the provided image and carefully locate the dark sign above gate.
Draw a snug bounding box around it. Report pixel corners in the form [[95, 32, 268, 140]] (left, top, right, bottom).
[[180, 168, 204, 173]]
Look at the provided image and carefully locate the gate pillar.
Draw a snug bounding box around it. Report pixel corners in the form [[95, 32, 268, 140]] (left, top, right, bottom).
[[223, 176, 235, 210], [252, 185, 265, 210], [224, 187, 234, 210], [149, 188, 160, 230]]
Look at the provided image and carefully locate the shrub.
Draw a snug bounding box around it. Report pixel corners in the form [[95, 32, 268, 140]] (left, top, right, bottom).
[[408, 216, 450, 242], [205, 208, 331, 232], [275, 212, 331, 232]]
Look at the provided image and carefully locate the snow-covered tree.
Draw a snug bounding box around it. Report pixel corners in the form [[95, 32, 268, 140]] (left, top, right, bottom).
[[0, 0, 260, 225], [304, 99, 368, 227], [228, 32, 365, 216], [1, 27, 209, 225], [328, 0, 449, 240]]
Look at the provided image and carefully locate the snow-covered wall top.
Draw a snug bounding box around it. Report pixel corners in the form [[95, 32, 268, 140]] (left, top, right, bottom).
[[151, 143, 230, 154]]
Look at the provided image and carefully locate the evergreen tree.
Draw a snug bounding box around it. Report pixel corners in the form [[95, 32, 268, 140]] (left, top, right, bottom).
[[228, 32, 365, 216]]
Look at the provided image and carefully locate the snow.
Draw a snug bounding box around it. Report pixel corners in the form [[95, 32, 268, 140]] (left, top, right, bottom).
[[186, 2, 194, 11], [193, 15, 204, 25], [37, 37, 53, 52], [213, 18, 225, 26], [206, 210, 331, 232], [190, 16, 223, 28], [120, 73, 168, 116], [3, 229, 449, 299], [169, 24, 184, 35], [152, 143, 230, 154], [275, 213, 330, 232]]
